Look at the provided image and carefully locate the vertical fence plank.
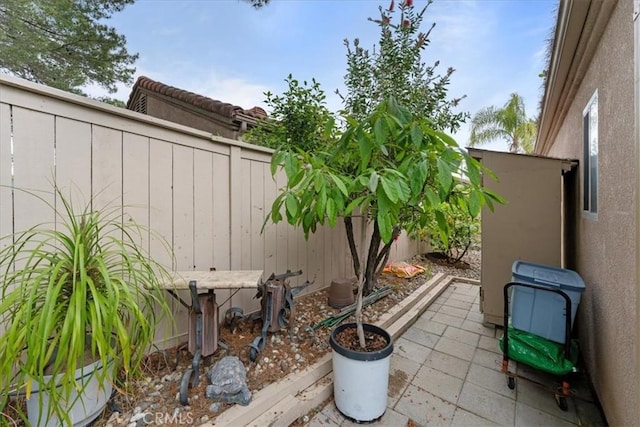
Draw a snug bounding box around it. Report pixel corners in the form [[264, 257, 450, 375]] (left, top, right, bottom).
[[173, 145, 195, 270], [212, 153, 232, 319], [11, 107, 54, 232], [0, 104, 11, 248], [123, 132, 150, 248], [92, 125, 123, 211], [194, 150, 214, 271], [149, 140, 178, 343], [229, 146, 242, 270], [55, 117, 91, 205]]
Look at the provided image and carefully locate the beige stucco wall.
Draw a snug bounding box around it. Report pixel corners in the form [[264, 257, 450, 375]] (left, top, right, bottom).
[[545, 2, 636, 425]]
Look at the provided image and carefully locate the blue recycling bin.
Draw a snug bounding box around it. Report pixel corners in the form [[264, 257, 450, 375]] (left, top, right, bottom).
[[510, 261, 585, 344]]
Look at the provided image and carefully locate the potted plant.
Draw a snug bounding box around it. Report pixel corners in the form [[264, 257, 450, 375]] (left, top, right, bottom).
[[0, 187, 172, 426], [252, 0, 502, 422]]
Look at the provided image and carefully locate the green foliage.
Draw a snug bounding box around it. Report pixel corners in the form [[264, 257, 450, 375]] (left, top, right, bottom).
[[0, 0, 138, 95], [246, 75, 337, 152], [469, 92, 538, 154], [420, 185, 481, 263], [0, 187, 172, 425], [338, 0, 468, 132], [269, 97, 501, 294]]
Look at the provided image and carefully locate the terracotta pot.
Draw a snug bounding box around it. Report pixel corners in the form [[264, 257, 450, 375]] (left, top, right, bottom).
[[327, 278, 355, 308]]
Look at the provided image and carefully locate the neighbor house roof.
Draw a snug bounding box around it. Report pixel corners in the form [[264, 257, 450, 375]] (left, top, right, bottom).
[[126, 76, 266, 121]]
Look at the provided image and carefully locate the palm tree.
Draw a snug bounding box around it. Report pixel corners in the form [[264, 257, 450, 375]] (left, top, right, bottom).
[[469, 93, 537, 154]]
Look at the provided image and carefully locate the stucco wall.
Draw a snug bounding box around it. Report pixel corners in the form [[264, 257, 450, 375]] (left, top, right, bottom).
[[546, 2, 636, 425]]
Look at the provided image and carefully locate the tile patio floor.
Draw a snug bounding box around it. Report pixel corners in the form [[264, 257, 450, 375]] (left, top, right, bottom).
[[305, 281, 607, 427]]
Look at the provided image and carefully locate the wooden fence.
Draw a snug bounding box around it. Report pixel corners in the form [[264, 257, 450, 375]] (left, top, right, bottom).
[[0, 74, 420, 347]]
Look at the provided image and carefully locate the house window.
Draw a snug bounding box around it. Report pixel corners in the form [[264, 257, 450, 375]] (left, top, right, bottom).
[[582, 91, 598, 217]]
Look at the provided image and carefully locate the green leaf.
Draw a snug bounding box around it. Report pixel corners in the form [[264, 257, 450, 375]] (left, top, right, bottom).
[[329, 173, 349, 197], [326, 198, 338, 227], [285, 194, 299, 219], [380, 176, 399, 203], [425, 188, 440, 209], [368, 171, 379, 193], [396, 178, 411, 202], [316, 188, 327, 218], [270, 151, 284, 177], [410, 124, 423, 147], [409, 162, 428, 195], [468, 190, 482, 217], [434, 210, 449, 247], [374, 117, 387, 147], [377, 211, 393, 243], [436, 158, 453, 190], [314, 172, 324, 192], [465, 156, 481, 186], [284, 154, 298, 180], [345, 196, 366, 216], [358, 133, 373, 171]]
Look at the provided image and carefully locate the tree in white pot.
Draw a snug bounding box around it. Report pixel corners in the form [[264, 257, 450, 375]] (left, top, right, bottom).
[[0, 187, 172, 426], [250, 0, 502, 422]]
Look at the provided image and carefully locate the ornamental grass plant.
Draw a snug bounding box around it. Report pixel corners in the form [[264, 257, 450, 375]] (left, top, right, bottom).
[[0, 187, 173, 426]]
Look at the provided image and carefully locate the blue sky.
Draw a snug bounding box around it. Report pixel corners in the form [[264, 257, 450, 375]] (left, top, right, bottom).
[[91, 0, 558, 152]]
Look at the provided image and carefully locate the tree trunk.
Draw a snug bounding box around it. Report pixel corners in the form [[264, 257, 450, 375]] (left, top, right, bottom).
[[344, 216, 360, 278], [363, 222, 381, 295]]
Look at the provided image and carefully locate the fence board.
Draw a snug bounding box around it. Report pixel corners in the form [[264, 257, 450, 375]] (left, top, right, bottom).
[[123, 132, 150, 251], [194, 150, 214, 271], [55, 117, 91, 207], [92, 125, 122, 212], [11, 107, 54, 232], [0, 104, 12, 246]]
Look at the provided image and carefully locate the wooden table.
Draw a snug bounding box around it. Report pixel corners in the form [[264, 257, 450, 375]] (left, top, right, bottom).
[[159, 270, 263, 405]]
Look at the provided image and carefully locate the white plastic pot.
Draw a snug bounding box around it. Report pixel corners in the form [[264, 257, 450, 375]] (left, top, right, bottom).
[[330, 322, 393, 422], [26, 358, 114, 427]]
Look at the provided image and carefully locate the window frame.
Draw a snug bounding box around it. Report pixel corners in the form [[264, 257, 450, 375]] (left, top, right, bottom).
[[582, 90, 599, 219]]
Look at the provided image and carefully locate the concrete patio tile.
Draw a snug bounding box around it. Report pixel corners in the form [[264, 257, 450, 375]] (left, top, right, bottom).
[[472, 347, 504, 372], [340, 407, 409, 427], [430, 312, 464, 328], [438, 304, 469, 319], [442, 297, 472, 311], [413, 317, 447, 336], [414, 365, 464, 404], [394, 336, 432, 364], [466, 363, 517, 399], [306, 402, 342, 427], [402, 325, 440, 348], [466, 309, 484, 323], [434, 336, 476, 361], [425, 350, 470, 380], [388, 354, 421, 405], [443, 325, 480, 347], [515, 376, 578, 424], [307, 411, 341, 427], [478, 335, 502, 354], [450, 408, 501, 427], [515, 401, 577, 427], [319, 401, 343, 424], [451, 283, 479, 297], [394, 383, 457, 426], [457, 382, 516, 426], [448, 292, 476, 303], [460, 319, 496, 337]]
